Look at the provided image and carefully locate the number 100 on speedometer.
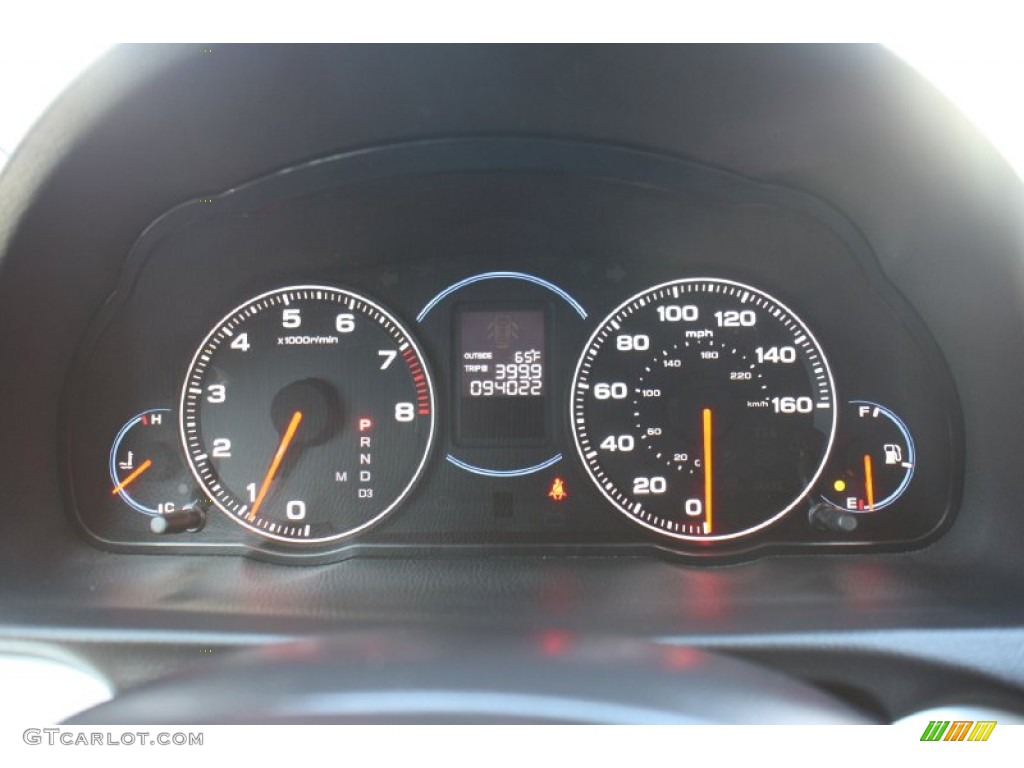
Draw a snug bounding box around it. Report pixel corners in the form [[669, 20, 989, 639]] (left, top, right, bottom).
[[570, 278, 836, 542]]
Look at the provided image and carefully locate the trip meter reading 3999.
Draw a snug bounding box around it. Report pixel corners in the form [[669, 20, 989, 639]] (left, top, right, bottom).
[[571, 278, 836, 542]]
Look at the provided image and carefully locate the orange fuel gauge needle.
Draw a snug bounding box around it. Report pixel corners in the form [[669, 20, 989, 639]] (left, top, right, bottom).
[[247, 410, 303, 522], [111, 458, 153, 496], [703, 407, 713, 535], [863, 453, 875, 511]]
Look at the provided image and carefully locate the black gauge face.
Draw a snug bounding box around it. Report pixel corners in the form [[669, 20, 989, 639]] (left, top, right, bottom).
[[110, 408, 198, 516], [820, 401, 916, 513], [571, 278, 837, 542], [180, 286, 435, 544]]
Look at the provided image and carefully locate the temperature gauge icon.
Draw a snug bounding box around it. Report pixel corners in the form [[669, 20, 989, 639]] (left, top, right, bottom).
[[110, 408, 198, 516], [820, 401, 916, 512]]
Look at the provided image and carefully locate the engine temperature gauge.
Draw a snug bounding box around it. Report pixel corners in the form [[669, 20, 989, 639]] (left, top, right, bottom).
[[820, 400, 915, 512], [110, 408, 198, 516]]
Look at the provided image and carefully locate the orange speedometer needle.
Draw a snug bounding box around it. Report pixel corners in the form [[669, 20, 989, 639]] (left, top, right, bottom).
[[247, 411, 303, 522], [703, 407, 713, 535], [111, 458, 153, 495], [863, 453, 875, 511]]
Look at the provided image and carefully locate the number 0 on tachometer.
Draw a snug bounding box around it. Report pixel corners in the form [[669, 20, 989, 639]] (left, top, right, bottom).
[[180, 285, 435, 544], [570, 278, 836, 542]]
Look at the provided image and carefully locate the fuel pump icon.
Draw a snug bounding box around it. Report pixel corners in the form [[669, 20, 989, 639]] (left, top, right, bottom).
[[820, 401, 916, 513], [883, 444, 902, 465]]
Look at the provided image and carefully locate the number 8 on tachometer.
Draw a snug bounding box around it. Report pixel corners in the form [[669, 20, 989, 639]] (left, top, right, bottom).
[[570, 278, 836, 542], [180, 285, 436, 545]]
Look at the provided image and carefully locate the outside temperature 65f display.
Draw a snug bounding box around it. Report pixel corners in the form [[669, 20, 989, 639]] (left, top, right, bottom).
[[457, 305, 548, 444]]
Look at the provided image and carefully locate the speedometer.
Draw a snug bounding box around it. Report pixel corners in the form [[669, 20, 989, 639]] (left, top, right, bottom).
[[571, 278, 836, 542]]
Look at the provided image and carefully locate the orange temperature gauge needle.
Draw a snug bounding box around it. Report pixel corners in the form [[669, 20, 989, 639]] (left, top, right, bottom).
[[247, 411, 303, 522], [863, 453, 875, 511], [703, 407, 713, 534], [111, 458, 153, 496]]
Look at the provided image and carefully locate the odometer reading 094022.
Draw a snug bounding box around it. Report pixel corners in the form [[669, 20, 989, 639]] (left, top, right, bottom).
[[180, 286, 435, 544], [571, 278, 836, 542]]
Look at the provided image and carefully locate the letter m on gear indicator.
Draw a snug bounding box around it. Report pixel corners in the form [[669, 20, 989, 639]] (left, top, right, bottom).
[[920, 720, 997, 741]]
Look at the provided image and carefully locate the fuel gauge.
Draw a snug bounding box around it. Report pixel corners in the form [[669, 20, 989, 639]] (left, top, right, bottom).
[[110, 408, 198, 516], [820, 400, 915, 513]]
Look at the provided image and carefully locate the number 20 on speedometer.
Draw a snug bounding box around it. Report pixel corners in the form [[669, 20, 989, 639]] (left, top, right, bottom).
[[570, 278, 837, 542]]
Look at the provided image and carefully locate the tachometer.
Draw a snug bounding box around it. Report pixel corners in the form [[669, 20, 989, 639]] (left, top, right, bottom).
[[571, 278, 836, 542], [180, 285, 435, 544]]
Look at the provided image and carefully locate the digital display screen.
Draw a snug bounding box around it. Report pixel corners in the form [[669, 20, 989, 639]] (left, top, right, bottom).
[[457, 306, 547, 443]]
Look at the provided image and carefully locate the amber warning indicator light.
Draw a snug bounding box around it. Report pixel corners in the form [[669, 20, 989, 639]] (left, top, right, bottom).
[[548, 477, 568, 502]]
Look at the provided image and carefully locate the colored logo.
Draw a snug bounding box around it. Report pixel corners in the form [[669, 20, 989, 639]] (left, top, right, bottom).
[[920, 720, 996, 741]]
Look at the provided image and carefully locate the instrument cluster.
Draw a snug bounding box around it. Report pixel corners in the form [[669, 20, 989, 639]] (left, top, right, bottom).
[[61, 140, 962, 563]]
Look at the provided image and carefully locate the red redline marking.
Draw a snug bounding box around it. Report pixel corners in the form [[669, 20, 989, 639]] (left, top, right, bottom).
[[402, 349, 429, 413]]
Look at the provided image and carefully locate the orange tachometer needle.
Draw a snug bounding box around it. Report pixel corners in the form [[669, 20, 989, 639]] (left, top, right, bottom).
[[247, 410, 303, 522], [863, 453, 875, 511], [703, 407, 713, 535], [111, 458, 153, 496]]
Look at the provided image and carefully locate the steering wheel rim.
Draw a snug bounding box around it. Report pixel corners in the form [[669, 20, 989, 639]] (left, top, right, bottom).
[[66, 629, 874, 724]]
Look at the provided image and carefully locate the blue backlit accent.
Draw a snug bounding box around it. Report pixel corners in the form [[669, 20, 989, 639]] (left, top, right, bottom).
[[416, 271, 587, 322], [821, 400, 916, 512], [109, 408, 171, 516], [445, 453, 563, 478]]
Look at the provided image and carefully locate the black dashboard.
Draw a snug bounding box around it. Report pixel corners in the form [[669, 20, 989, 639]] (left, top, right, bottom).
[[63, 138, 960, 563], [2, 44, 1024, 722]]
